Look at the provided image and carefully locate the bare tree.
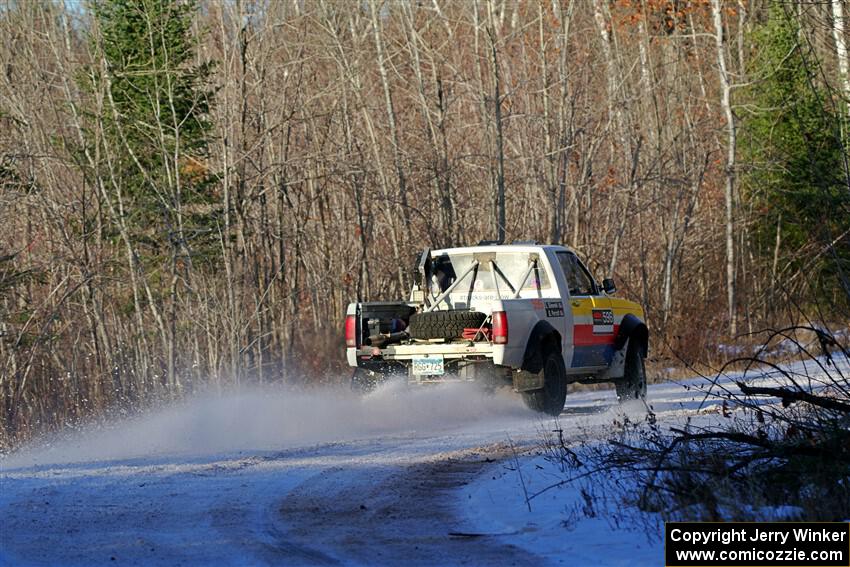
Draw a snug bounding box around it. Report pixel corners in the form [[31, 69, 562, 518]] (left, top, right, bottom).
[[832, 0, 850, 122], [712, 0, 739, 336]]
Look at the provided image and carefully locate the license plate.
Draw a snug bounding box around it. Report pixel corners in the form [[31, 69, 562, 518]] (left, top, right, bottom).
[[412, 355, 444, 376]]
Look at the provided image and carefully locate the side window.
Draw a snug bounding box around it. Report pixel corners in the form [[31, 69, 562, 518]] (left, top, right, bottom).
[[556, 252, 596, 296], [522, 260, 550, 291]]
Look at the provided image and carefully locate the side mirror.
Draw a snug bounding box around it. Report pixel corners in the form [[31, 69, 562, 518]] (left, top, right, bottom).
[[602, 278, 616, 294]]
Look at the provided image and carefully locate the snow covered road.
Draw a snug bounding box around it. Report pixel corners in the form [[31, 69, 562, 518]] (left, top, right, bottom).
[[0, 366, 803, 566]]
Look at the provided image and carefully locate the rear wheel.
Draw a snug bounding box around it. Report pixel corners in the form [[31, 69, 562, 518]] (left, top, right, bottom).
[[521, 351, 567, 416], [616, 341, 647, 402]]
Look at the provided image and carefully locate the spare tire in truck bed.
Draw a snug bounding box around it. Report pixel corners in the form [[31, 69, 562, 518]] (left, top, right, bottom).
[[408, 310, 488, 340]]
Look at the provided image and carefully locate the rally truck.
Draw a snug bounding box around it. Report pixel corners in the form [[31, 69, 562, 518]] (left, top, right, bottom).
[[344, 242, 648, 415]]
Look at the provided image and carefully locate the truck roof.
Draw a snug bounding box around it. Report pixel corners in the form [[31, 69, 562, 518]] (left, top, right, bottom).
[[431, 243, 573, 256]]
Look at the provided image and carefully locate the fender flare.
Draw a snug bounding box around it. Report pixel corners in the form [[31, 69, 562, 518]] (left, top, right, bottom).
[[521, 320, 562, 374], [614, 313, 649, 357]]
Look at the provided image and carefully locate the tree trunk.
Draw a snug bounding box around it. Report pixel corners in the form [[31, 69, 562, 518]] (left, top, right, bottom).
[[712, 0, 738, 336], [369, 0, 408, 291], [832, 0, 850, 121], [490, 32, 506, 244]]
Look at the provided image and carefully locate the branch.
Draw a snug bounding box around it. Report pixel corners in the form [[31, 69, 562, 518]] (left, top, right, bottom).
[[669, 428, 846, 461], [736, 382, 850, 414]]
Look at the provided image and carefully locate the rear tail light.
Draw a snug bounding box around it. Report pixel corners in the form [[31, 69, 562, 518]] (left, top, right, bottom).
[[492, 311, 508, 345], [345, 315, 358, 347]]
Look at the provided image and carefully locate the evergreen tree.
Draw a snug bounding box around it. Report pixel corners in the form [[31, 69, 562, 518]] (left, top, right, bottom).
[[84, 0, 216, 261], [77, 0, 217, 389], [739, 7, 850, 304]]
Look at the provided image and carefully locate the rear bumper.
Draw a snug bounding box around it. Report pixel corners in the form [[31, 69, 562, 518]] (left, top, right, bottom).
[[348, 342, 495, 367]]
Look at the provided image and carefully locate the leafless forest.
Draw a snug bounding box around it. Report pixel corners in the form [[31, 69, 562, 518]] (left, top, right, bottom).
[[1, 0, 848, 448]]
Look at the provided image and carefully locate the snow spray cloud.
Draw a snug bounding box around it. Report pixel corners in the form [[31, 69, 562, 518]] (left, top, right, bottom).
[[1, 381, 535, 468]]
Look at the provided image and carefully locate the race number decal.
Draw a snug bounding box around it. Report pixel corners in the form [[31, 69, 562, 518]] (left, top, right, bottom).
[[592, 309, 614, 334]]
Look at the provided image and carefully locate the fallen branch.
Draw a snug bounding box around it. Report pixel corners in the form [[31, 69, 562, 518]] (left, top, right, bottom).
[[736, 382, 850, 414], [669, 427, 848, 462]]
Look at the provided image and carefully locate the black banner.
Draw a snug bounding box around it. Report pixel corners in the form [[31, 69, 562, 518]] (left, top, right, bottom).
[[665, 522, 849, 567]]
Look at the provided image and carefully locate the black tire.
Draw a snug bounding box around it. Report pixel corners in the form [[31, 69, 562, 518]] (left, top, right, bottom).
[[408, 310, 488, 341], [616, 341, 647, 402], [521, 351, 567, 416]]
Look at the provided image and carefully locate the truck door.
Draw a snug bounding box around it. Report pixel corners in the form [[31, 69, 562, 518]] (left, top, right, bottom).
[[554, 251, 615, 370]]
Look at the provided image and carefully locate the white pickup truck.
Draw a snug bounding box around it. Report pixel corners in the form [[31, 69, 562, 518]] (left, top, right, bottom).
[[345, 242, 648, 415]]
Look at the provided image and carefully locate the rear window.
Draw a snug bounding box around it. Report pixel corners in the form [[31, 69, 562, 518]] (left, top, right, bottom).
[[430, 252, 550, 295]]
